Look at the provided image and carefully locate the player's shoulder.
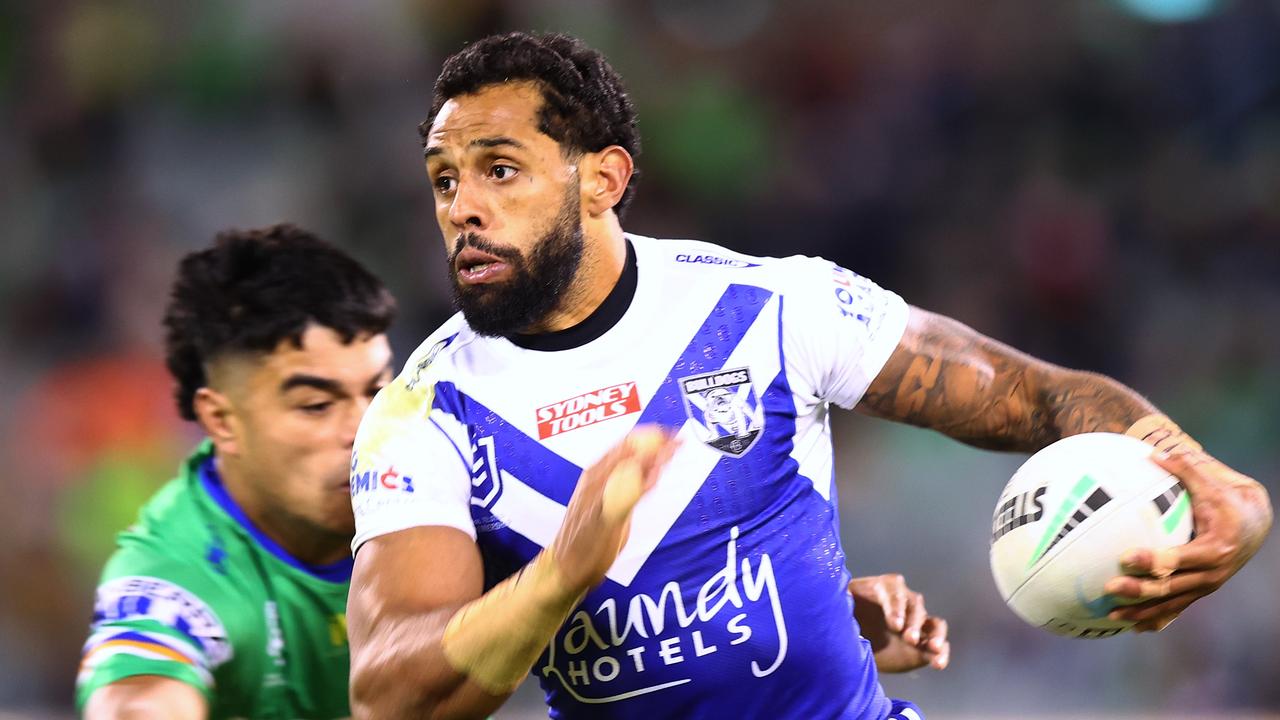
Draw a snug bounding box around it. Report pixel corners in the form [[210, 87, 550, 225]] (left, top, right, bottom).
[[102, 518, 241, 615], [632, 234, 838, 292], [359, 316, 471, 449], [92, 484, 246, 679], [112, 467, 215, 565], [82, 552, 243, 709], [101, 447, 257, 604], [633, 234, 767, 270], [79, 563, 237, 711], [397, 312, 479, 383], [92, 493, 258, 681]]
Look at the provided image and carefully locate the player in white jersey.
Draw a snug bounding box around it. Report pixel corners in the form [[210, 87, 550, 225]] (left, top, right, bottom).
[[345, 32, 1272, 720]]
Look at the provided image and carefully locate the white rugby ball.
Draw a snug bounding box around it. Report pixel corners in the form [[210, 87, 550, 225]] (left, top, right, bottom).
[[989, 432, 1194, 638]]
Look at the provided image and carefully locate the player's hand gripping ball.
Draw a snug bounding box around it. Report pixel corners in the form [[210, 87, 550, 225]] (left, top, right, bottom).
[[989, 433, 1194, 638]]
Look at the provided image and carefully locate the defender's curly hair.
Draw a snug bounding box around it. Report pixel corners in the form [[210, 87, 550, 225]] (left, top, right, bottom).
[[163, 224, 396, 420], [422, 32, 642, 216]]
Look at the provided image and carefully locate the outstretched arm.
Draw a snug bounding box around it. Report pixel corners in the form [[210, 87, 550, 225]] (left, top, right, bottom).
[[856, 306, 1271, 630], [856, 307, 1156, 452]]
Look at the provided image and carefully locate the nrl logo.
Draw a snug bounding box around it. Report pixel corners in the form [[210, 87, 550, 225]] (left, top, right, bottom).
[[405, 338, 450, 392], [678, 367, 764, 457]]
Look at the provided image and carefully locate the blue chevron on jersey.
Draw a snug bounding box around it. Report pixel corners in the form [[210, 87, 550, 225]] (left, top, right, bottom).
[[433, 381, 580, 507], [352, 234, 913, 719], [631, 282, 773, 430]]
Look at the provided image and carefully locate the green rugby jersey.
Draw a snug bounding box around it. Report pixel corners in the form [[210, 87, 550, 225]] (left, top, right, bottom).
[[76, 441, 352, 719]]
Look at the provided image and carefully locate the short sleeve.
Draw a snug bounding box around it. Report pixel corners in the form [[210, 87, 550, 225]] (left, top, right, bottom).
[[781, 257, 910, 410], [76, 573, 232, 710], [351, 341, 476, 553]]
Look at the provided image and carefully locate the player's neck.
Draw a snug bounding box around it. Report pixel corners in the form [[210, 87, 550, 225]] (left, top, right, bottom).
[[254, 509, 351, 568], [525, 217, 627, 334], [217, 461, 352, 567]]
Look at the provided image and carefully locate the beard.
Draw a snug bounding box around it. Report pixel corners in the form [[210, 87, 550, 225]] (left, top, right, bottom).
[[448, 187, 585, 337]]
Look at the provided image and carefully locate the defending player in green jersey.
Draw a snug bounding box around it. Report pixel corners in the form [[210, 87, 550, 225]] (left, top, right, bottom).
[[79, 442, 353, 717], [77, 225, 396, 719]]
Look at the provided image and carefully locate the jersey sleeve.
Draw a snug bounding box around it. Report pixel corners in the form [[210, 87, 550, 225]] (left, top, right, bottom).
[[780, 256, 910, 410], [76, 570, 234, 710], [351, 338, 476, 553]]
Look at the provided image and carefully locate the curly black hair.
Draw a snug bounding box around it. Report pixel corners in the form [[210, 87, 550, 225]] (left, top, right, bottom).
[[422, 32, 642, 216], [163, 224, 396, 421]]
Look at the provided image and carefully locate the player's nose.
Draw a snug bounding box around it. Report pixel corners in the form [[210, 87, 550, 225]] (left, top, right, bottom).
[[447, 179, 489, 231]]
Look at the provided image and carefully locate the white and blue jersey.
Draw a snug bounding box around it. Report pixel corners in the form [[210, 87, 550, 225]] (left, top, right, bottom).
[[351, 234, 913, 719]]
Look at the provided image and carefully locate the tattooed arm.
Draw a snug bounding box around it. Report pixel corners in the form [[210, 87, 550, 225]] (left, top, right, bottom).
[[856, 305, 1271, 631], [856, 306, 1156, 452]]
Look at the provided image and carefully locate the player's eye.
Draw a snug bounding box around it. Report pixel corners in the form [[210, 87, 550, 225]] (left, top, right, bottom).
[[490, 164, 518, 181], [299, 401, 334, 415], [434, 176, 456, 194]]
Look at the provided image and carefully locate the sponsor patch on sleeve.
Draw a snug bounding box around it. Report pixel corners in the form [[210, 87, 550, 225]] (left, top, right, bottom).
[[79, 575, 233, 688], [829, 265, 888, 329]]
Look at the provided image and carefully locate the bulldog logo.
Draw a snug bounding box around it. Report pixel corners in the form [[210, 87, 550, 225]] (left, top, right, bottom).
[[678, 367, 764, 457]]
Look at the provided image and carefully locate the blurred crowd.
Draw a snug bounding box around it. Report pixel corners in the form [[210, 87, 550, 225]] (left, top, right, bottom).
[[1, 0, 1277, 716]]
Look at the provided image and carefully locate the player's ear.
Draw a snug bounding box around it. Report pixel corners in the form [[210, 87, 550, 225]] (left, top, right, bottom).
[[193, 386, 242, 456], [580, 145, 633, 217]]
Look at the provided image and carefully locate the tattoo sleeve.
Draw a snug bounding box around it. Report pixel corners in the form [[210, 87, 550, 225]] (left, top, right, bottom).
[[856, 307, 1159, 452]]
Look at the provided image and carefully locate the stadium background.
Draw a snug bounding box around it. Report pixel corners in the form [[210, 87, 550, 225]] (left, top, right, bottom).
[[1, 0, 1278, 717]]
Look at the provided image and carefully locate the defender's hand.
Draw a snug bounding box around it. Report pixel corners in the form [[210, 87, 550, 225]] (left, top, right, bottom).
[[850, 574, 950, 673], [1105, 451, 1272, 632], [550, 426, 680, 594]]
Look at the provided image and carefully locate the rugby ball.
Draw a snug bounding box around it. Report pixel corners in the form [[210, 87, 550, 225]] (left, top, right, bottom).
[[989, 432, 1194, 638]]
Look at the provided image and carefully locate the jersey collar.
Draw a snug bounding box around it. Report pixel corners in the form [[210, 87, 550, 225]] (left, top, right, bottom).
[[507, 238, 638, 352], [197, 455, 354, 584]]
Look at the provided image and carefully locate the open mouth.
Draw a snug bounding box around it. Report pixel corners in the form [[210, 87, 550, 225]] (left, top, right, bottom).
[[455, 247, 513, 285]]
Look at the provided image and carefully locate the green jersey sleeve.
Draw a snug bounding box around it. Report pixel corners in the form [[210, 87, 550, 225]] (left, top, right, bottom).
[[76, 562, 236, 710], [78, 444, 352, 719]]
